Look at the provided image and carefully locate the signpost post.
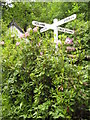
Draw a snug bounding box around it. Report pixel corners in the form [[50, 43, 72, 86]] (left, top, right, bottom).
[[53, 19, 58, 43], [32, 14, 76, 42]]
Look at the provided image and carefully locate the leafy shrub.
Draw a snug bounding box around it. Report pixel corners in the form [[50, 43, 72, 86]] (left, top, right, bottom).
[[1, 24, 89, 120]]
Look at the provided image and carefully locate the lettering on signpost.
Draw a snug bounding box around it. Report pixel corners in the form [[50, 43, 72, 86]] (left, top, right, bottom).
[[58, 27, 74, 34], [32, 21, 46, 27], [32, 14, 76, 42], [40, 27, 49, 33]]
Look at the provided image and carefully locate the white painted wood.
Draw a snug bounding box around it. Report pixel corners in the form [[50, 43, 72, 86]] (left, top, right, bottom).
[[32, 21, 46, 27], [53, 19, 58, 43], [32, 14, 76, 41], [58, 27, 74, 34], [56, 14, 76, 26], [40, 27, 49, 33], [32, 21, 54, 31]]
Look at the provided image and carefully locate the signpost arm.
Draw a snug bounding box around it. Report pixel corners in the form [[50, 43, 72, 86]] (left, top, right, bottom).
[[56, 14, 76, 26], [58, 27, 74, 34]]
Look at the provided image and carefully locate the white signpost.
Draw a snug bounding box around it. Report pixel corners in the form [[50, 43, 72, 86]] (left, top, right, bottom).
[[32, 14, 76, 42]]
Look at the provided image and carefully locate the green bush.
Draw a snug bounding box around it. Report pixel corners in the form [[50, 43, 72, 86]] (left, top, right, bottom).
[[1, 24, 89, 120]]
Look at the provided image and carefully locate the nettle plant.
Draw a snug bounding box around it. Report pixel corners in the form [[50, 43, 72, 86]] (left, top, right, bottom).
[[2, 25, 89, 120]]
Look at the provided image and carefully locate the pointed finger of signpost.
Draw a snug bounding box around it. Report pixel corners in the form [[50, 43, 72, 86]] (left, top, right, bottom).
[[32, 21, 46, 28], [56, 14, 76, 26], [40, 27, 49, 33], [58, 27, 74, 34]]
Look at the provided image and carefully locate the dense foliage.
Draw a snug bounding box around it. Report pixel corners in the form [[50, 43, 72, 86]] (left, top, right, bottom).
[[1, 2, 89, 120], [2, 2, 88, 30]]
